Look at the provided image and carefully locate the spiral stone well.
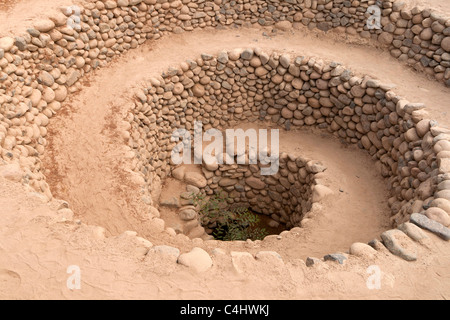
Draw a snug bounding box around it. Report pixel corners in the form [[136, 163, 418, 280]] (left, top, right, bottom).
[[0, 0, 449, 299]]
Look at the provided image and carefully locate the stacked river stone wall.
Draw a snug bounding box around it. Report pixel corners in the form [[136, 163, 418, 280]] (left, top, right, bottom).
[[199, 154, 323, 229], [0, 0, 448, 236], [129, 48, 450, 231]]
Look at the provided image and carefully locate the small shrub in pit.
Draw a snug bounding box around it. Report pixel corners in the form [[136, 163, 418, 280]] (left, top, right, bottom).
[[192, 192, 268, 241]]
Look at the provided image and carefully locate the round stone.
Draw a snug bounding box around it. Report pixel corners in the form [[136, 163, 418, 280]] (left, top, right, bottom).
[[192, 84, 205, 97], [378, 32, 394, 45], [441, 37, 450, 52], [34, 19, 56, 32], [177, 247, 212, 273], [275, 21, 292, 31]]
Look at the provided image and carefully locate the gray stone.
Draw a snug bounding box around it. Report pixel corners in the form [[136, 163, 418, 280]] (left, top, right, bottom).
[[241, 49, 254, 60], [201, 53, 213, 61], [324, 253, 347, 264], [381, 229, 417, 261], [217, 51, 229, 64], [15, 37, 27, 51], [66, 70, 80, 86], [245, 176, 266, 190], [306, 257, 322, 267], [27, 28, 40, 37], [179, 208, 197, 221], [279, 54, 290, 68], [180, 192, 194, 200], [306, 160, 327, 173], [39, 71, 54, 87], [410, 213, 450, 240]]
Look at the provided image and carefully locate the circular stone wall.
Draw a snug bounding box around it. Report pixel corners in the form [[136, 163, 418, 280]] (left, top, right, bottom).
[[128, 48, 450, 243], [198, 154, 325, 231], [0, 0, 448, 279]]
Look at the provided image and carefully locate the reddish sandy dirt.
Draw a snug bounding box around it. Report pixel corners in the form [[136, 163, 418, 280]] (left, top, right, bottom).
[[0, 0, 85, 36], [0, 0, 449, 300]]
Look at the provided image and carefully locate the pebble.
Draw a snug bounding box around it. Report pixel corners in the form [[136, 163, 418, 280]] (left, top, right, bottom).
[[305, 257, 322, 267], [186, 185, 200, 194], [179, 208, 197, 221], [430, 198, 450, 214], [441, 37, 450, 52], [381, 229, 417, 261], [306, 161, 326, 173], [324, 253, 347, 264], [240, 49, 254, 60], [184, 172, 207, 188], [349, 242, 377, 258], [0, 37, 14, 51]]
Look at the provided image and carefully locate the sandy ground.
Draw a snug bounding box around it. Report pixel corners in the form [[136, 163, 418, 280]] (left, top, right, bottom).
[[0, 0, 85, 36], [0, 0, 450, 300], [1, 174, 450, 300]]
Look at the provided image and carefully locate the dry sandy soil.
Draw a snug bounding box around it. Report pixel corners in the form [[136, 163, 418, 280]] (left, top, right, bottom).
[[0, 0, 450, 300]]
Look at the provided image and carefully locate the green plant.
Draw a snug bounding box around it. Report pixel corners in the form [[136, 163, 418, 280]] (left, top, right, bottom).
[[192, 192, 269, 241]]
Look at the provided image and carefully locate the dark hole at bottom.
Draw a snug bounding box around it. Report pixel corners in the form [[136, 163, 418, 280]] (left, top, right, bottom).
[[206, 207, 288, 242]]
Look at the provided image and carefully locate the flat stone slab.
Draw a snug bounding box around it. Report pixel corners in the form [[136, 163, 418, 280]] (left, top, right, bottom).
[[381, 230, 417, 261], [324, 253, 347, 264], [410, 213, 450, 241], [397, 222, 428, 242]]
